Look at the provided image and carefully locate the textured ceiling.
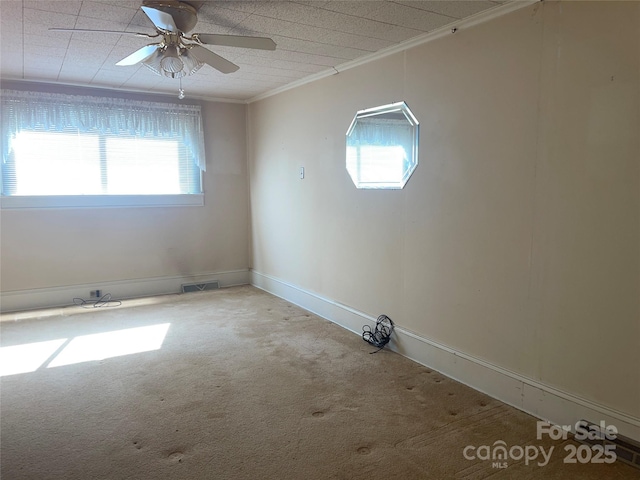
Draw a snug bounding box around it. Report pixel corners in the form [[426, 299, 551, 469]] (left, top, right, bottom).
[[0, 1, 507, 102]]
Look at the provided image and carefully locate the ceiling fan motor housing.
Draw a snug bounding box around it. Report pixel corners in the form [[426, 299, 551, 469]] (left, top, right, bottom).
[[142, 0, 198, 32]]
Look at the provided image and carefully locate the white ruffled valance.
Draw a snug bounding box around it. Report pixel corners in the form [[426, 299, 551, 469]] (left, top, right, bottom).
[[1, 89, 206, 171], [349, 117, 414, 151]]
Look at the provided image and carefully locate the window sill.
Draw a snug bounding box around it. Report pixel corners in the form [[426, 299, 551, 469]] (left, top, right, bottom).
[[0, 194, 204, 209]]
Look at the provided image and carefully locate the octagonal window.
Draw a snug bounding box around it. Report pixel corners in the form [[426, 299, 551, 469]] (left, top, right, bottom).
[[346, 101, 419, 189]]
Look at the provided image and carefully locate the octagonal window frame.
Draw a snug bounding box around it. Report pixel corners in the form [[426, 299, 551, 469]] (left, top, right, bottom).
[[346, 101, 419, 190]]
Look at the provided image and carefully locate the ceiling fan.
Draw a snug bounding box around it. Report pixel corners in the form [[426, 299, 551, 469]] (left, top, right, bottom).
[[51, 1, 276, 82]]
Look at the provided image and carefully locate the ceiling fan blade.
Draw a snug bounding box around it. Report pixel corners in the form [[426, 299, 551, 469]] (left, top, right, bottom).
[[116, 44, 160, 66], [49, 28, 157, 38], [141, 5, 178, 32], [194, 34, 276, 51], [190, 45, 239, 74]]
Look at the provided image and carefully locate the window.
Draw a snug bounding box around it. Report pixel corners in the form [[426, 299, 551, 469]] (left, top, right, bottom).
[[1, 89, 205, 208], [346, 102, 419, 189]]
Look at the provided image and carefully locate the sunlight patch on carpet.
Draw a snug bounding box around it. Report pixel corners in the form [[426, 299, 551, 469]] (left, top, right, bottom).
[[47, 323, 171, 368], [0, 339, 67, 376]]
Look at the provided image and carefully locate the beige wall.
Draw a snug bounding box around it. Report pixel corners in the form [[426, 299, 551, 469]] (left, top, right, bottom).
[[248, 1, 639, 419], [0, 94, 250, 291]]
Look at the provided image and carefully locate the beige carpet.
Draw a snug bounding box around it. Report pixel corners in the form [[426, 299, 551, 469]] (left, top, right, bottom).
[[1, 286, 637, 479]]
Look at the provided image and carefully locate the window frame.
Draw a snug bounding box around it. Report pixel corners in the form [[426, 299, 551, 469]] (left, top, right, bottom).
[[345, 101, 419, 190], [1, 88, 206, 209], [0, 194, 204, 209]]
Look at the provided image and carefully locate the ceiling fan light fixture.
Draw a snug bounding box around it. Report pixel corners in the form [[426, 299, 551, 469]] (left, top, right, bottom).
[[159, 45, 184, 73], [141, 50, 182, 77], [180, 47, 204, 76], [141, 48, 164, 75], [141, 44, 202, 79]]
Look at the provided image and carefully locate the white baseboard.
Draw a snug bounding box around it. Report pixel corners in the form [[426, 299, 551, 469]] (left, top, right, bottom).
[[251, 269, 640, 442], [0, 269, 250, 314]]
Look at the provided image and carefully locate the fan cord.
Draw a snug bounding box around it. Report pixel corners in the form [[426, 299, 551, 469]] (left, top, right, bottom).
[[73, 293, 121, 309], [362, 315, 395, 354]]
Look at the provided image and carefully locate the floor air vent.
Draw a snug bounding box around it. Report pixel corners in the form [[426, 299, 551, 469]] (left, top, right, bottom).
[[576, 419, 640, 470], [181, 281, 220, 293]]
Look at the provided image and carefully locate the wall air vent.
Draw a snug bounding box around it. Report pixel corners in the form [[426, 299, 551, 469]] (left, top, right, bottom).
[[181, 281, 220, 293]]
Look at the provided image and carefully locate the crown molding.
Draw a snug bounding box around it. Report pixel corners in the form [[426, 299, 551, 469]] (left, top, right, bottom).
[[248, 0, 540, 104]]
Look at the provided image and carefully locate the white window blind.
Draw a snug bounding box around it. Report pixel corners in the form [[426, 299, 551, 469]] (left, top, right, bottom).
[[1, 89, 205, 208]]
